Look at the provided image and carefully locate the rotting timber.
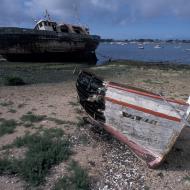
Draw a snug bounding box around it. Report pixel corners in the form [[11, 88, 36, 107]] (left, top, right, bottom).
[[0, 13, 100, 63], [76, 71, 190, 168]]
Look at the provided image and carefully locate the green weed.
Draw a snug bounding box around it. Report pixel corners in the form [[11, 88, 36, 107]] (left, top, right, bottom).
[[4, 76, 26, 86], [183, 176, 190, 181], [8, 109, 17, 113], [47, 117, 76, 126], [77, 117, 89, 128], [0, 128, 72, 186], [0, 119, 18, 137], [0, 159, 19, 174], [20, 113, 46, 123], [0, 101, 14, 107], [47, 117, 67, 125], [53, 161, 90, 190], [18, 103, 27, 108]]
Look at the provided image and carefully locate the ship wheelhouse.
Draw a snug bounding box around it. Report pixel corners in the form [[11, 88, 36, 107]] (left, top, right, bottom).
[[35, 20, 57, 31], [34, 18, 90, 35]]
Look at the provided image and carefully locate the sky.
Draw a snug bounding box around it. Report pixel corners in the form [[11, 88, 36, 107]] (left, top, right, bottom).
[[0, 0, 190, 39]]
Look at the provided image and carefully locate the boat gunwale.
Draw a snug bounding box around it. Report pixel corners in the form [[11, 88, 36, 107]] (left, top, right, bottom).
[[107, 82, 188, 106]]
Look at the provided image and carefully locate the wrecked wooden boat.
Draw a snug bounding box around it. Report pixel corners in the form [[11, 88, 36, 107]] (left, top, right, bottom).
[[76, 71, 190, 168], [0, 11, 100, 62]]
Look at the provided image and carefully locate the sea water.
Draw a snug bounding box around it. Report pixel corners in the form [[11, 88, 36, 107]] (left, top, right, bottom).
[[96, 42, 190, 65]]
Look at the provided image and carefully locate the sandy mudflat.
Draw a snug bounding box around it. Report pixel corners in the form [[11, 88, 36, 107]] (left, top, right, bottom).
[[0, 60, 190, 190]]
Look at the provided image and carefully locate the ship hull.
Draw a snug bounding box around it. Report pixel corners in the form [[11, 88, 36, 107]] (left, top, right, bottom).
[[0, 27, 100, 63], [76, 71, 190, 168], [2, 52, 97, 63]]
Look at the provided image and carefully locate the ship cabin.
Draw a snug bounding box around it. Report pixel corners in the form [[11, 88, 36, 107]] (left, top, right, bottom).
[[57, 24, 89, 35], [35, 19, 90, 35], [35, 20, 57, 31]]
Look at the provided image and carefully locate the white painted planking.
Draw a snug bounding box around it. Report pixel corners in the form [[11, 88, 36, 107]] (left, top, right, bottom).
[[106, 87, 188, 119], [104, 101, 182, 155], [105, 101, 183, 130]]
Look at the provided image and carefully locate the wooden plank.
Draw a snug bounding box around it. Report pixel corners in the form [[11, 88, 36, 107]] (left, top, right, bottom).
[[105, 101, 182, 130], [105, 96, 181, 122], [107, 82, 188, 106], [106, 87, 188, 119], [104, 101, 181, 155]]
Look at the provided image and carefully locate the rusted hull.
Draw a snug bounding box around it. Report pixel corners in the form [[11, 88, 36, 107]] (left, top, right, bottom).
[[1, 52, 97, 63], [0, 27, 100, 62], [76, 71, 190, 168]]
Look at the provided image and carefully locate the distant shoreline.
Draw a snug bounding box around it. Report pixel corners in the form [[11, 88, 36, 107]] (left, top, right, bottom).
[[99, 59, 190, 69], [101, 39, 190, 43]]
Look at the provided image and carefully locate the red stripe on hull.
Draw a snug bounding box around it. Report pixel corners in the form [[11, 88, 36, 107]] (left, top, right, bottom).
[[108, 82, 188, 106], [105, 97, 181, 122]]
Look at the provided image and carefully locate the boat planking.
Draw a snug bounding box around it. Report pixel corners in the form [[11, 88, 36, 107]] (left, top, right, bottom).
[[76, 71, 190, 168]]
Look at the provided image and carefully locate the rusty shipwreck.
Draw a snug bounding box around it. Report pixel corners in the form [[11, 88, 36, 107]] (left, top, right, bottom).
[[76, 71, 190, 168], [0, 13, 100, 62]]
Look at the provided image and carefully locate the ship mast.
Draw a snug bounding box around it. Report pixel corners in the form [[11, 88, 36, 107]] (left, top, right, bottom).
[[45, 10, 51, 21], [73, 3, 80, 25]]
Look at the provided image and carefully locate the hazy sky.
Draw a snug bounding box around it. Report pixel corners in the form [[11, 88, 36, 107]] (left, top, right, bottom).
[[0, 0, 190, 39]]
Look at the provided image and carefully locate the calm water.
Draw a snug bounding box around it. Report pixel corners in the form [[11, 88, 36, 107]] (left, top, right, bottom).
[[96, 42, 190, 65]]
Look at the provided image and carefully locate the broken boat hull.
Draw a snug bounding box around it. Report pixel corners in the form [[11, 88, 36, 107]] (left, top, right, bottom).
[[76, 71, 190, 168]]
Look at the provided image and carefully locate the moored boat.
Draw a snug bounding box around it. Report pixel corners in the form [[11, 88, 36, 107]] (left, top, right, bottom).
[[76, 71, 190, 168], [154, 44, 162, 49], [0, 12, 100, 62], [138, 44, 144, 49]]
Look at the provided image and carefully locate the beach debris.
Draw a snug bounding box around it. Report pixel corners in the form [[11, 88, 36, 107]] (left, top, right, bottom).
[[76, 71, 190, 168]]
